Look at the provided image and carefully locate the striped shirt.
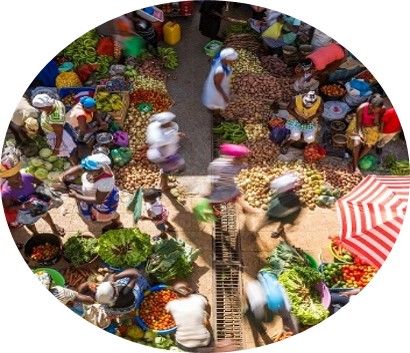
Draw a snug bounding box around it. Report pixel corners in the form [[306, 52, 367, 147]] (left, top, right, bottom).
[[40, 100, 66, 134], [50, 286, 78, 305]]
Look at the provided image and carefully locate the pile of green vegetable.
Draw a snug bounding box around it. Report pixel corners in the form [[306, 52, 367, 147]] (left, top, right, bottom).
[[63, 233, 99, 267], [278, 266, 329, 326], [262, 241, 311, 277], [145, 238, 201, 283], [98, 228, 152, 269], [122, 327, 180, 350], [24, 147, 70, 182]]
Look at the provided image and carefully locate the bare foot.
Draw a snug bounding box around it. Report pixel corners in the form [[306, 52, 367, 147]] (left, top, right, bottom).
[[51, 225, 65, 237]]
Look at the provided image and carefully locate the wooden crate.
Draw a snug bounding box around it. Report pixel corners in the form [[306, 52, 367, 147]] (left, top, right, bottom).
[[94, 85, 130, 128]]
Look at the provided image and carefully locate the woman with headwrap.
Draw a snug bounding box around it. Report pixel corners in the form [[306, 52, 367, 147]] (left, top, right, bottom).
[[78, 268, 149, 317], [59, 153, 122, 233], [65, 96, 108, 162], [31, 94, 77, 164], [1, 143, 65, 235], [279, 90, 324, 155], [146, 112, 185, 192], [202, 47, 238, 119]]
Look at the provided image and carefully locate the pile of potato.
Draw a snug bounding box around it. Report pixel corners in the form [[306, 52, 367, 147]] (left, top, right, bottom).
[[114, 162, 160, 192], [260, 55, 295, 78], [224, 33, 263, 56], [136, 59, 167, 82], [123, 105, 153, 151], [244, 138, 280, 167], [244, 123, 269, 140], [132, 75, 168, 94], [232, 49, 266, 74], [221, 96, 272, 123]]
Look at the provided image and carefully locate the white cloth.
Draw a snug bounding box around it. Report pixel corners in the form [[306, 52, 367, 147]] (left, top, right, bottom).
[[46, 130, 77, 157], [146, 121, 180, 163], [11, 97, 39, 126], [32, 94, 55, 108], [81, 173, 115, 197], [165, 294, 211, 349], [202, 63, 232, 110], [150, 112, 176, 124]]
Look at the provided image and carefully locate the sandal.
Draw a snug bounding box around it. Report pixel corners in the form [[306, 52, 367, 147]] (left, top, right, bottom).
[[271, 227, 285, 238], [52, 226, 65, 237]]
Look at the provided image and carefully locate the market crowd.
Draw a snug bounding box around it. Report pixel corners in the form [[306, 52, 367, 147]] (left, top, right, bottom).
[[1, 2, 404, 352]]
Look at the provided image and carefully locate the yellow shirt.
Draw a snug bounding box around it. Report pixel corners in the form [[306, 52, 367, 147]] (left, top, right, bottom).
[[294, 95, 322, 120]]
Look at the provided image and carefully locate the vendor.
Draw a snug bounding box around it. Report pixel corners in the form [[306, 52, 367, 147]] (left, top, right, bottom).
[[298, 42, 348, 84], [280, 91, 324, 155], [65, 96, 108, 161], [292, 59, 320, 94], [31, 93, 77, 164]]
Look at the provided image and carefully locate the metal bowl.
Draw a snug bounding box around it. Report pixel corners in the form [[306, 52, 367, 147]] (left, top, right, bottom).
[[92, 145, 110, 155], [96, 132, 113, 145]]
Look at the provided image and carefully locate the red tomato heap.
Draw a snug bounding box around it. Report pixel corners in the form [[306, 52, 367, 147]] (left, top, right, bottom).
[[30, 243, 60, 262], [340, 264, 377, 288], [139, 289, 178, 331]]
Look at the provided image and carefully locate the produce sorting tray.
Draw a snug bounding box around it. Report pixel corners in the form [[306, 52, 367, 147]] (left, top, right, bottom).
[[136, 7, 164, 22], [94, 85, 130, 128]]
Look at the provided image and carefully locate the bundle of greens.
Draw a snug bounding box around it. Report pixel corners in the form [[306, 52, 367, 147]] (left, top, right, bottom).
[[262, 241, 310, 277], [278, 266, 328, 326], [63, 233, 99, 267], [145, 238, 201, 283], [98, 228, 152, 269]]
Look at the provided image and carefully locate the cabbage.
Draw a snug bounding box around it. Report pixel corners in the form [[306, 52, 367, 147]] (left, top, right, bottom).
[[34, 168, 49, 180], [53, 159, 65, 171], [25, 166, 37, 175], [44, 161, 54, 171], [31, 157, 43, 167], [48, 155, 58, 163], [359, 155, 377, 171], [47, 171, 61, 181], [63, 162, 71, 170], [39, 148, 53, 159]]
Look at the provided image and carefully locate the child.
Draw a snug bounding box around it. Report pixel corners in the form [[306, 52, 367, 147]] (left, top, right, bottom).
[[140, 188, 175, 241]]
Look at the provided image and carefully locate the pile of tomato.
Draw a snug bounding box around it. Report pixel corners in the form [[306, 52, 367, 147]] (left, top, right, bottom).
[[138, 289, 178, 331], [320, 84, 346, 97], [322, 262, 378, 289], [30, 243, 60, 262]]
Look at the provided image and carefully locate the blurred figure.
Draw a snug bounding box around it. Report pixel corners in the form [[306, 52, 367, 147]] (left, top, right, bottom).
[[140, 188, 176, 241], [9, 94, 39, 145], [199, 1, 226, 41], [250, 5, 266, 21], [128, 13, 158, 54], [376, 107, 401, 154], [254, 173, 301, 238], [206, 143, 254, 215], [165, 281, 212, 352], [202, 48, 238, 119], [146, 112, 185, 192], [113, 15, 145, 60]]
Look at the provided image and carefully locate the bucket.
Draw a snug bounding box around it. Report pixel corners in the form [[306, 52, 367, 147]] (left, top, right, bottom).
[[24, 233, 63, 266], [330, 120, 347, 135], [299, 44, 314, 56], [282, 45, 297, 57], [332, 134, 347, 148], [163, 21, 181, 46]]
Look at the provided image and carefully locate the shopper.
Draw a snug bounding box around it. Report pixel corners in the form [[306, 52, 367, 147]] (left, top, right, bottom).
[[280, 91, 324, 155], [129, 13, 158, 54], [146, 112, 185, 192], [9, 94, 39, 144], [376, 107, 401, 154], [199, 1, 226, 41], [345, 94, 386, 174], [165, 281, 212, 352], [206, 143, 254, 215], [1, 143, 65, 236], [140, 188, 176, 241], [202, 47, 238, 118], [31, 93, 77, 164], [65, 96, 108, 162], [329, 288, 361, 315], [60, 153, 123, 233]]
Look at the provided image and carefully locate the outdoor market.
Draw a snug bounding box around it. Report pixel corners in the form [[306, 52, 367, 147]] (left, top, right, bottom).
[[1, 2, 409, 351]]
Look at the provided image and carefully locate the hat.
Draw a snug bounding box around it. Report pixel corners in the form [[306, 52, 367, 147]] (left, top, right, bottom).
[[95, 282, 117, 307], [80, 153, 111, 171], [0, 161, 23, 178], [32, 93, 55, 108], [302, 91, 317, 107], [219, 144, 250, 158], [151, 111, 176, 125], [220, 48, 238, 61], [0, 142, 23, 178], [80, 96, 96, 109]]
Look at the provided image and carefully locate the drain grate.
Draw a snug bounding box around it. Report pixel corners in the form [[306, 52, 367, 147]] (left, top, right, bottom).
[[212, 203, 244, 349]]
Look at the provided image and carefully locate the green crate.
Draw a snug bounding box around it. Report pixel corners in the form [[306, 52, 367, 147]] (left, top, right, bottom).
[[204, 40, 223, 57]]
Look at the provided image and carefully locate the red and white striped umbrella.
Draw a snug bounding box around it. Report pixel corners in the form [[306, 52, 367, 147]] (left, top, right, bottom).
[[336, 175, 410, 269]]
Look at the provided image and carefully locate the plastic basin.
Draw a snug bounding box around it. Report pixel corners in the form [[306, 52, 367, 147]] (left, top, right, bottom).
[[24, 233, 63, 266], [32, 267, 65, 287]]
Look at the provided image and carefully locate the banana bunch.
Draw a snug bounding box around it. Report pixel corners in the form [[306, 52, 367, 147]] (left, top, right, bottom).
[[390, 160, 410, 175], [93, 55, 115, 80], [157, 46, 179, 69], [95, 92, 123, 112], [63, 30, 100, 68], [213, 121, 247, 143]]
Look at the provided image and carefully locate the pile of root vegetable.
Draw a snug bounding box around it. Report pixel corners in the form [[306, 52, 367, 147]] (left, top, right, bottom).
[[236, 161, 363, 210]]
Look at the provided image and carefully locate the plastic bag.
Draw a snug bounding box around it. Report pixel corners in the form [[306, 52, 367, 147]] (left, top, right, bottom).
[[34, 185, 63, 209], [75, 64, 99, 82], [359, 155, 378, 171], [193, 198, 217, 223], [112, 131, 129, 147], [262, 21, 283, 40], [110, 147, 133, 167], [269, 126, 289, 145]]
